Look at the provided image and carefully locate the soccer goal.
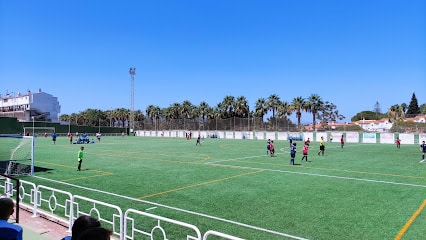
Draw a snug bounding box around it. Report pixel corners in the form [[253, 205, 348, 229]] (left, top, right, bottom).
[[23, 126, 55, 137], [0, 135, 34, 176]]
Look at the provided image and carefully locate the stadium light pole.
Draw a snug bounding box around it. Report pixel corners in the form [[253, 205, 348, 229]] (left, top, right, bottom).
[[32, 116, 35, 136], [11, 91, 15, 118], [129, 68, 136, 134]]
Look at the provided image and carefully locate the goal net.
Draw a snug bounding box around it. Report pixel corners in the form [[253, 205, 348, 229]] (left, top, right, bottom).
[[23, 127, 55, 137], [0, 135, 34, 176]]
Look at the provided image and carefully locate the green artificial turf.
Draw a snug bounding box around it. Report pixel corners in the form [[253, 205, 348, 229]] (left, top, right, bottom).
[[16, 136, 426, 239]]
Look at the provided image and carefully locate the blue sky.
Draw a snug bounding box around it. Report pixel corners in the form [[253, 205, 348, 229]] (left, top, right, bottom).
[[1, 0, 425, 123]]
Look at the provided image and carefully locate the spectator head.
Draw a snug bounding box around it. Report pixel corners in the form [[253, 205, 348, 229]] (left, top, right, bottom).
[[71, 215, 101, 239], [0, 197, 15, 220], [78, 227, 112, 240]]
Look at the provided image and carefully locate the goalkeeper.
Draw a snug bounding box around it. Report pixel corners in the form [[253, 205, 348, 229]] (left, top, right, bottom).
[[77, 146, 84, 171]]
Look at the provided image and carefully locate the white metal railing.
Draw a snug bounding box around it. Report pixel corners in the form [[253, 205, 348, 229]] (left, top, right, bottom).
[[35, 184, 74, 232], [0, 178, 245, 240], [73, 195, 124, 240], [124, 208, 202, 240]]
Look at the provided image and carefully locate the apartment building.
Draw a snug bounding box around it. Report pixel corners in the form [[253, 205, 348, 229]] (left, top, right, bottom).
[[0, 89, 60, 122]]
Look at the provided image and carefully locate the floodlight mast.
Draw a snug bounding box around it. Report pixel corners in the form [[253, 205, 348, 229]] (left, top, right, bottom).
[[129, 67, 136, 134]]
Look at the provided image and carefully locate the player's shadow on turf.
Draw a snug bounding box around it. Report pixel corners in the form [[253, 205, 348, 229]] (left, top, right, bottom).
[[292, 163, 302, 166]]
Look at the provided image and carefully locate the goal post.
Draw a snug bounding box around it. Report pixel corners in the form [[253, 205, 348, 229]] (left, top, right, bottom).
[[0, 135, 34, 176], [23, 126, 55, 137]]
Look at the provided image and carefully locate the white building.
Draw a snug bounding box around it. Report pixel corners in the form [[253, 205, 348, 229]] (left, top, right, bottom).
[[406, 115, 426, 123], [353, 118, 393, 132], [0, 89, 61, 122]]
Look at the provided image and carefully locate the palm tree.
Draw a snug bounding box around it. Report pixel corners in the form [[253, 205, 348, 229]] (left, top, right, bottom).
[[254, 98, 267, 129], [277, 101, 291, 119], [266, 94, 281, 130], [198, 101, 210, 130], [235, 96, 249, 117], [114, 108, 130, 128], [59, 114, 69, 122], [181, 100, 194, 129], [133, 110, 145, 130], [291, 96, 305, 128], [277, 100, 292, 131], [305, 94, 323, 131], [208, 104, 224, 130], [70, 113, 78, 126], [221, 95, 236, 118]]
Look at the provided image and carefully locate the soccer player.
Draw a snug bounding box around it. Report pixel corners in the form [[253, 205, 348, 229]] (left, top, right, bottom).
[[77, 146, 84, 171], [290, 142, 296, 165], [395, 137, 401, 149], [96, 132, 102, 142], [266, 139, 271, 155], [269, 140, 275, 157], [305, 137, 311, 146], [340, 135, 344, 148], [196, 135, 201, 145], [301, 143, 309, 161], [318, 136, 325, 156], [52, 132, 57, 144], [420, 141, 426, 163]]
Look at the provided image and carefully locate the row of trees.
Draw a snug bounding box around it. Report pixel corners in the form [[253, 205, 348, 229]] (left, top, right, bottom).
[[59, 92, 425, 132], [59, 94, 345, 131]]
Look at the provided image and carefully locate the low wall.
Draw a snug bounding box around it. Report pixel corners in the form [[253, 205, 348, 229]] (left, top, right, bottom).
[[135, 130, 426, 145]]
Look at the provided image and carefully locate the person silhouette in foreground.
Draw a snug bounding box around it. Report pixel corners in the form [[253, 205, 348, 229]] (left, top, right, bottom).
[[61, 215, 101, 240], [79, 226, 112, 240], [0, 197, 23, 240]]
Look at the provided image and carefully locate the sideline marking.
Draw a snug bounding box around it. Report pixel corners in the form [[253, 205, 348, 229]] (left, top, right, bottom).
[[206, 155, 424, 180], [394, 199, 426, 240], [228, 159, 424, 180], [206, 163, 426, 188], [137, 170, 264, 199], [33, 176, 309, 240]]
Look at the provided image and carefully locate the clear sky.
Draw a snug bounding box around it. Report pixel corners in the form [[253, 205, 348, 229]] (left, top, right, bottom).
[[1, 0, 425, 123]]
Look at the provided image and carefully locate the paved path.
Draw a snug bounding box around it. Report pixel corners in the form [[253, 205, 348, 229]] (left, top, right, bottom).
[[18, 207, 70, 240]]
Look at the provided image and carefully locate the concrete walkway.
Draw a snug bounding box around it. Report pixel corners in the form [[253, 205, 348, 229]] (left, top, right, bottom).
[[17, 207, 70, 240]]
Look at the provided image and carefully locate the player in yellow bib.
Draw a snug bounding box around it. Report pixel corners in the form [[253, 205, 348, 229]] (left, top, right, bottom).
[[77, 146, 84, 171], [318, 136, 325, 156]]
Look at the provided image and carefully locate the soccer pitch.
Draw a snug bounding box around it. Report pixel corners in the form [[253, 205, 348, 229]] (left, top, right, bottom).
[[22, 136, 425, 239]]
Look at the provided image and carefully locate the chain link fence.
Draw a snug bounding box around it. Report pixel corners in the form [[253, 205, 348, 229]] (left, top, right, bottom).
[[136, 116, 426, 133]]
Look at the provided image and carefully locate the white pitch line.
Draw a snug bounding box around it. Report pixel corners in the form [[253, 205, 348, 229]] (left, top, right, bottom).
[[207, 155, 270, 164], [34, 176, 309, 240], [204, 163, 426, 188]]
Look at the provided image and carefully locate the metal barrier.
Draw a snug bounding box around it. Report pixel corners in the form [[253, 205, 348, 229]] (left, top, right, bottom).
[[0, 178, 246, 240], [124, 208, 202, 240], [73, 195, 124, 240], [35, 184, 74, 232]]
